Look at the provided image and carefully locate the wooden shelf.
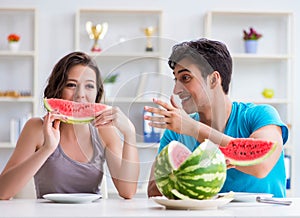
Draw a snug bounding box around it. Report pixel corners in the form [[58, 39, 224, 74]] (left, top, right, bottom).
[[232, 53, 291, 60], [0, 97, 35, 102], [0, 142, 15, 148], [0, 51, 36, 56], [232, 98, 292, 104], [89, 52, 162, 58]]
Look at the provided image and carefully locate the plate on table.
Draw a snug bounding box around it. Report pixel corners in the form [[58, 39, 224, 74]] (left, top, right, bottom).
[[219, 192, 273, 202], [151, 196, 233, 210], [43, 193, 102, 203]]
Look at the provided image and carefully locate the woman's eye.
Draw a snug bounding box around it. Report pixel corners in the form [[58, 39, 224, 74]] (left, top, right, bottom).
[[66, 83, 76, 88], [86, 84, 95, 89]]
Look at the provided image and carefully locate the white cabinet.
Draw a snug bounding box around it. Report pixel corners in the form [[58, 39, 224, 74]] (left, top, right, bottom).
[[0, 8, 38, 148], [204, 10, 294, 194], [75, 9, 170, 196]]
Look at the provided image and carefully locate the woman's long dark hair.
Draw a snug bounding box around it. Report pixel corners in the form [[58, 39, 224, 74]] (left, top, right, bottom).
[[44, 51, 104, 103]]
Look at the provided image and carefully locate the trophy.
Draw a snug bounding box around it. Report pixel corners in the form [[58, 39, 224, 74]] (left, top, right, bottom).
[[86, 21, 108, 52], [143, 26, 156, 52]]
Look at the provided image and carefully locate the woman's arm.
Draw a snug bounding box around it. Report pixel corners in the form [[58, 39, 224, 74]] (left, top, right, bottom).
[[147, 162, 162, 197], [0, 112, 62, 200], [94, 107, 140, 199]]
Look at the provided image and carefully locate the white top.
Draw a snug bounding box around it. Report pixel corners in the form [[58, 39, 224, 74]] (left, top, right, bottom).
[[0, 198, 299, 218]]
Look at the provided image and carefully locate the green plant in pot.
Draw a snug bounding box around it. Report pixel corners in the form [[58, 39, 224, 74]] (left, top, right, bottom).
[[243, 27, 263, 53], [103, 73, 119, 97], [104, 74, 118, 84]]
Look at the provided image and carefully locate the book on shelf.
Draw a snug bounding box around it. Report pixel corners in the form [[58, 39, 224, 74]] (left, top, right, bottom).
[[10, 113, 32, 146]]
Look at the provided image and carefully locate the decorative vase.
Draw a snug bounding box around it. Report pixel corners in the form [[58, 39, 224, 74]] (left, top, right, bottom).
[[8, 42, 20, 52], [244, 40, 258, 54]]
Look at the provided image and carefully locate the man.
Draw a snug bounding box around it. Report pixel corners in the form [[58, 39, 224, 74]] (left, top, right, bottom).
[[144, 38, 288, 198]]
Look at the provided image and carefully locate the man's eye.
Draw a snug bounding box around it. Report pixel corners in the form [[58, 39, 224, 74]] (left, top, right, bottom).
[[180, 75, 192, 82]]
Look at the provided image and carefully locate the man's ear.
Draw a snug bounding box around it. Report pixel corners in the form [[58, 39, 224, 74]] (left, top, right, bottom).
[[209, 71, 220, 88], [210, 76, 216, 85]]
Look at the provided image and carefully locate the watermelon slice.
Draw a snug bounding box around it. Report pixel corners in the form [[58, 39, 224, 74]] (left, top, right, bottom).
[[43, 98, 108, 124], [219, 138, 277, 166]]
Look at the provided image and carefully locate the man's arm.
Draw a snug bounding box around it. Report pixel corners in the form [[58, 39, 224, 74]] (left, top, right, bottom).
[[147, 162, 162, 197]]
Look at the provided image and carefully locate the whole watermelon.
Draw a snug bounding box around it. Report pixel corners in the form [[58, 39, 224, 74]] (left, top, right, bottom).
[[154, 139, 226, 200]]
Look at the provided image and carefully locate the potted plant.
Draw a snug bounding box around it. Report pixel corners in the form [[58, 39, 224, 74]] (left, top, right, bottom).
[[7, 33, 21, 52], [243, 27, 262, 53], [103, 73, 119, 97]]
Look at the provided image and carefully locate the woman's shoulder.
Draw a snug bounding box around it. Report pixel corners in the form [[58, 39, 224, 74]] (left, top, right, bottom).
[[16, 116, 44, 151], [26, 116, 44, 127], [22, 117, 44, 139]]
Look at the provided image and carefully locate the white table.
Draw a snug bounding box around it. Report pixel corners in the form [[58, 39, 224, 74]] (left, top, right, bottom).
[[0, 198, 299, 218]]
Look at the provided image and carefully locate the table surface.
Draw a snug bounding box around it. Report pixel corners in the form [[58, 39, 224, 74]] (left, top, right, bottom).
[[0, 197, 299, 218]]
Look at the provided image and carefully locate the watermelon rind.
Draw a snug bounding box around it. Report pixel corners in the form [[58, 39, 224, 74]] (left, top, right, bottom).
[[154, 139, 227, 200], [220, 139, 277, 166], [171, 189, 191, 200], [43, 98, 100, 124]]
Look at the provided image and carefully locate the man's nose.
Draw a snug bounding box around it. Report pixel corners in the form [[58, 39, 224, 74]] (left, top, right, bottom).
[[173, 81, 183, 95]]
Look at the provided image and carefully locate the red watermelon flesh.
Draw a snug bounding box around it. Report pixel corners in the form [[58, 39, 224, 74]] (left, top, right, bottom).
[[219, 138, 277, 166], [44, 98, 108, 124], [168, 141, 192, 169]]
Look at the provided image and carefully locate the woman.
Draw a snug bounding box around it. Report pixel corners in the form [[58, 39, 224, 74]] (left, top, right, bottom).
[[145, 38, 288, 198], [0, 51, 139, 200]]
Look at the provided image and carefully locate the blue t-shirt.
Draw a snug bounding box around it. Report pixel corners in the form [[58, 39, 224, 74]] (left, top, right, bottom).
[[158, 102, 289, 197]]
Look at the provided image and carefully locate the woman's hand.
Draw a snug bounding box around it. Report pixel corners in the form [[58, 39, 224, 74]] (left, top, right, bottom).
[[144, 96, 197, 136], [42, 111, 66, 152], [93, 106, 135, 136]]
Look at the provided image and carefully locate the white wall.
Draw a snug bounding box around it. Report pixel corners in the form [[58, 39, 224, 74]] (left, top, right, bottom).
[[0, 0, 299, 196]]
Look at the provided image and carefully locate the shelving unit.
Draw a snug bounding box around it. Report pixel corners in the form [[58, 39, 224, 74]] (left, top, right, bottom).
[[75, 9, 169, 141], [204, 10, 294, 194], [0, 8, 38, 149], [75, 9, 169, 196]]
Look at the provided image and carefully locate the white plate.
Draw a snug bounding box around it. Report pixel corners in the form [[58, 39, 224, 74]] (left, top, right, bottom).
[[151, 196, 233, 210], [219, 192, 273, 202], [43, 193, 102, 203]]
